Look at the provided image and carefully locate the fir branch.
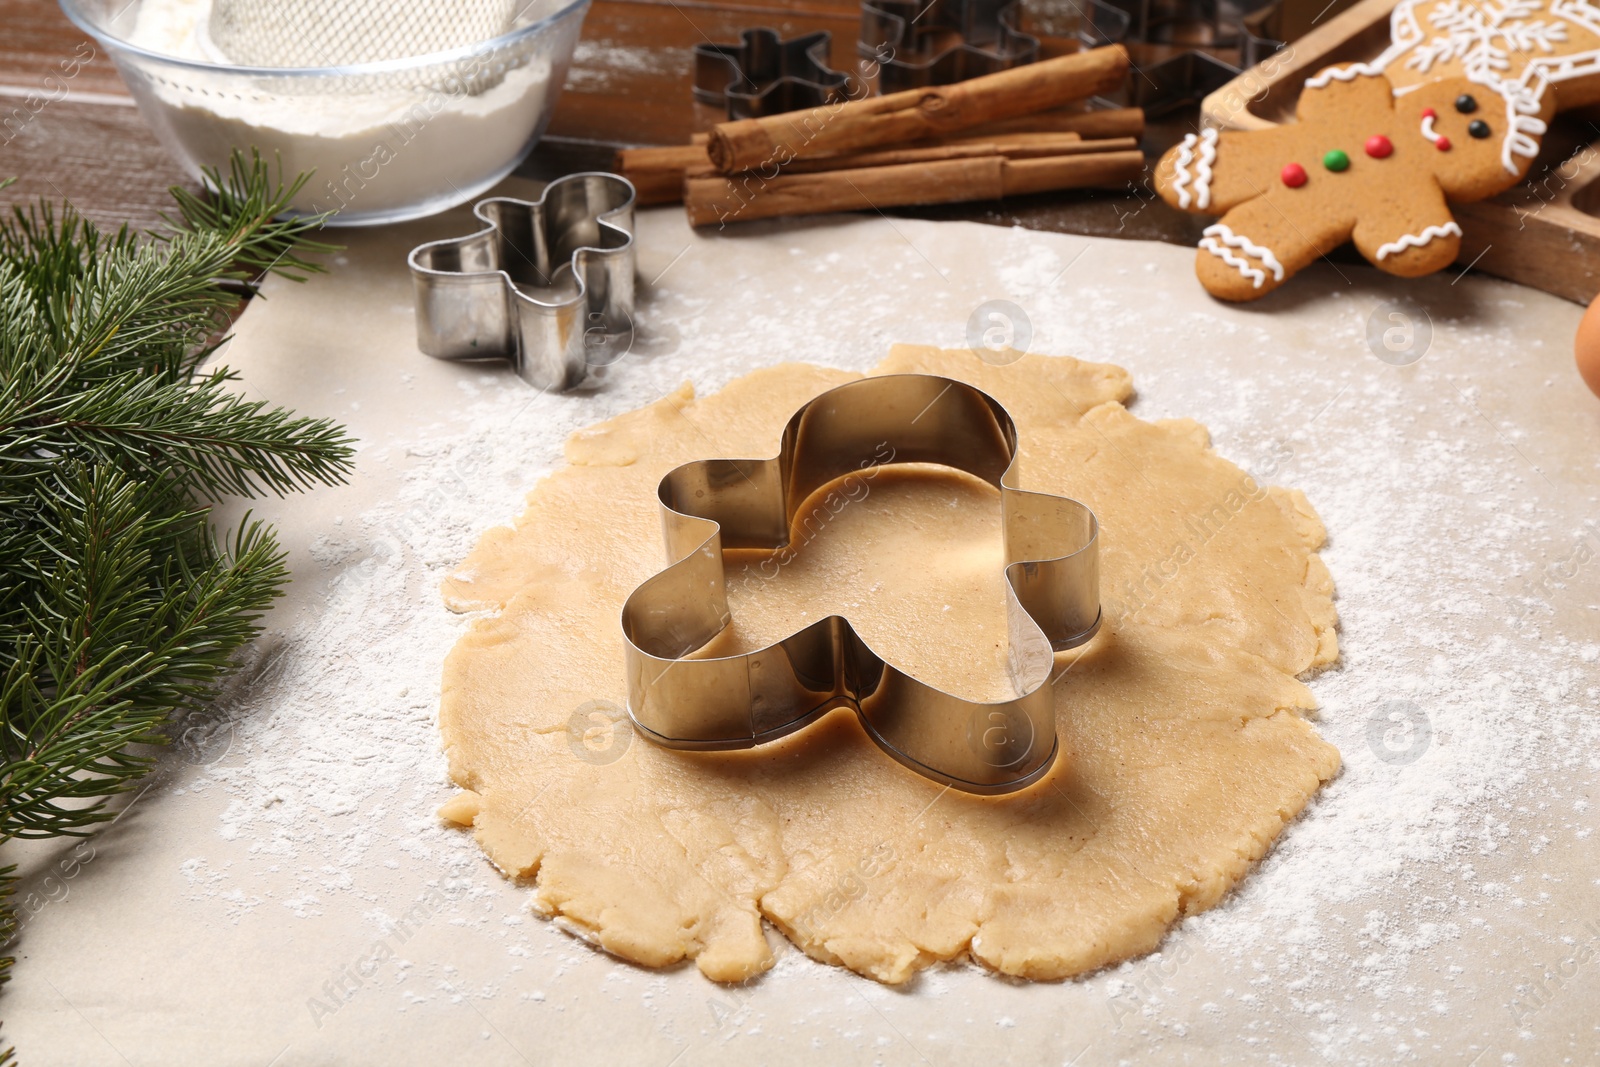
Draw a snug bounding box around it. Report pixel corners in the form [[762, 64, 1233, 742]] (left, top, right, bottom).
[[162, 149, 341, 284], [0, 152, 354, 995], [2, 364, 352, 498]]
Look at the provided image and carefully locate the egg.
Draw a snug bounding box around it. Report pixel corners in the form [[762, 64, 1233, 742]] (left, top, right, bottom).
[[1577, 289, 1600, 398]]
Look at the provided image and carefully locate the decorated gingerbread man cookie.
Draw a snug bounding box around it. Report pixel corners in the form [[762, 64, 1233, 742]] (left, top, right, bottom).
[[1154, 70, 1554, 301], [1156, 0, 1600, 301]]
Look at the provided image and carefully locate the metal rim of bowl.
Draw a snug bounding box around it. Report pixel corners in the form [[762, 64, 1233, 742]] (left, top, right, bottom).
[[57, 0, 591, 78]]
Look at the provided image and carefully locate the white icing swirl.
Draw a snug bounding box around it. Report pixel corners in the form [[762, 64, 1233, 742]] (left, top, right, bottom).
[[1171, 133, 1197, 209], [1193, 128, 1218, 210], [1199, 223, 1285, 289], [1170, 128, 1218, 210], [1304, 62, 1382, 89], [1374, 221, 1463, 260]]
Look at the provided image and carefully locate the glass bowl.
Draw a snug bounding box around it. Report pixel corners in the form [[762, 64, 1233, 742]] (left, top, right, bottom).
[[59, 0, 590, 225]]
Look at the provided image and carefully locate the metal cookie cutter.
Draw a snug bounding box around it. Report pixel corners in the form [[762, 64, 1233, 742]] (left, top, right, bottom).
[[693, 28, 852, 120], [859, 0, 1040, 92], [1130, 50, 1242, 114], [408, 172, 636, 393], [620, 374, 1102, 795], [1088, 0, 1285, 115]]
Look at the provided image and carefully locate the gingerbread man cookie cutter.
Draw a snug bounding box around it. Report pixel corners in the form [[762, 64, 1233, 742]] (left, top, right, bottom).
[[620, 374, 1102, 795], [692, 28, 852, 120], [408, 172, 636, 393]]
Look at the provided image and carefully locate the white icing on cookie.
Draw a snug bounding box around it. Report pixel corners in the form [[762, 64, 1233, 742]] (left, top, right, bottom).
[[1495, 83, 1550, 173], [1171, 134, 1197, 209], [1374, 221, 1464, 260], [1200, 237, 1264, 288], [1199, 223, 1285, 289], [1193, 128, 1218, 210], [1304, 62, 1383, 89], [1171, 128, 1218, 210], [1419, 110, 1441, 144]]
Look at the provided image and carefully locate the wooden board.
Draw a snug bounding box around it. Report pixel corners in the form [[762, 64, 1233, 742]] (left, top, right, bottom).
[[1199, 0, 1600, 305]]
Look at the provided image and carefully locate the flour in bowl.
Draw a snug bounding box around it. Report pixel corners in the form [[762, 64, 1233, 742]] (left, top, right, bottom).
[[122, 0, 570, 222]]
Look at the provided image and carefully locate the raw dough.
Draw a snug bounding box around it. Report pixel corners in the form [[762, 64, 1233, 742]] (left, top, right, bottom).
[[437, 346, 1341, 985]]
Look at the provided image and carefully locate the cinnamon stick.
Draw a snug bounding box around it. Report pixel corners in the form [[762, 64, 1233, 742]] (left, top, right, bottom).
[[958, 106, 1144, 141], [615, 143, 708, 206], [683, 149, 1145, 228], [1000, 152, 1149, 195], [685, 135, 1139, 178], [619, 133, 1141, 207], [706, 45, 1131, 174]]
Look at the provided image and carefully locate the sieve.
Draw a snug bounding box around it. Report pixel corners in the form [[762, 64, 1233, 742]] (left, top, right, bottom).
[[200, 0, 519, 66]]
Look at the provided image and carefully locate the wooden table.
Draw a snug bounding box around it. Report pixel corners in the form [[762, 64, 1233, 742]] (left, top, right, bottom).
[[0, 0, 1203, 245]]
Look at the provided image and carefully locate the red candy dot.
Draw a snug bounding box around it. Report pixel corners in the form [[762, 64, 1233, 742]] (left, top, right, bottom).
[[1435, 136, 1452, 151], [1422, 106, 1437, 119], [1281, 162, 1308, 188], [1365, 134, 1393, 158]]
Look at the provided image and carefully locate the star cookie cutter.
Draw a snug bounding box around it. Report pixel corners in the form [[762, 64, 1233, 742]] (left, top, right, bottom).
[[408, 172, 636, 393], [692, 28, 853, 120], [620, 374, 1102, 795], [859, 0, 1040, 92], [1129, 49, 1244, 116], [1072, 0, 1281, 116]]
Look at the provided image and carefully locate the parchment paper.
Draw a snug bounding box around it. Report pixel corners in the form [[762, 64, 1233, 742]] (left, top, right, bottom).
[[5, 180, 1597, 1066]]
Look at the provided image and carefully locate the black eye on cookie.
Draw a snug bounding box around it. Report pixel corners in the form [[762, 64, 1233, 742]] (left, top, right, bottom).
[[1455, 94, 1478, 114], [1468, 119, 1491, 139]]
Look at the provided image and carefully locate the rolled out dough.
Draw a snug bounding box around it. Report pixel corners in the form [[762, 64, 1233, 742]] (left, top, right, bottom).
[[436, 346, 1341, 985]]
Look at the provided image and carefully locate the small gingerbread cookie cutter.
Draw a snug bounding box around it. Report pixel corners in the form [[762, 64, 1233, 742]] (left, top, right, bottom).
[[693, 28, 852, 119], [408, 172, 636, 393], [620, 374, 1102, 795], [859, 0, 1040, 92]]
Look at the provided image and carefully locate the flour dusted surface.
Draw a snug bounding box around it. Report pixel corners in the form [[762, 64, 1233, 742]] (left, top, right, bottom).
[[9, 212, 1595, 1065]]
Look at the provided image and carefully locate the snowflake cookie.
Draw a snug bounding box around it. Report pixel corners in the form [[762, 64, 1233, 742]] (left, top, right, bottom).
[[1154, 71, 1554, 301], [1381, 0, 1600, 108]]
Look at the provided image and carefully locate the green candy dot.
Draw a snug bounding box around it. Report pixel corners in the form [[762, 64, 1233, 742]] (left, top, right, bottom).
[[1323, 149, 1351, 172]]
